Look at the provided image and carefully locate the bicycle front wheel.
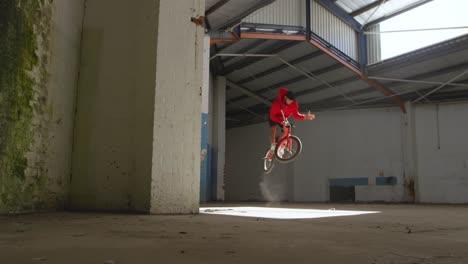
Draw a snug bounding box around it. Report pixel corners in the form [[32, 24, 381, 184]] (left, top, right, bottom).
[[275, 135, 302, 163], [263, 149, 275, 173]]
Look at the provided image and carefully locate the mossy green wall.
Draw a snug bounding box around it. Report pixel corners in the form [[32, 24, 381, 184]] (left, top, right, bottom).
[[0, 0, 52, 213]]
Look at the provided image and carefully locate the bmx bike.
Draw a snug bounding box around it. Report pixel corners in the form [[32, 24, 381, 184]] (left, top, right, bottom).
[[263, 111, 302, 173]]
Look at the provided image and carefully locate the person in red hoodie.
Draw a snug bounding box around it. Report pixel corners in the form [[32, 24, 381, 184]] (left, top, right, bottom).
[[268, 88, 315, 153]]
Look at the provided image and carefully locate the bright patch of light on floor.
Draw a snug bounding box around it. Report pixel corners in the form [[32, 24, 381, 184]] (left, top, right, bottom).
[[200, 207, 380, 220]]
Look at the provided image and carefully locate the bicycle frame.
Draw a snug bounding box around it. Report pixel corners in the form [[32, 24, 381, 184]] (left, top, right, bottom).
[[264, 110, 303, 171], [276, 110, 294, 152]]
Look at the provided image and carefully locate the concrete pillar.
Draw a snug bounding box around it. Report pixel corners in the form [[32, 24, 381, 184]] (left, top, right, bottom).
[[71, 0, 205, 214], [401, 102, 419, 202], [150, 0, 205, 214], [212, 76, 226, 201]]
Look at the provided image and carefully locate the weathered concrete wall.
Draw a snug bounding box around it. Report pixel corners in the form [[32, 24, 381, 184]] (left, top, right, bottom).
[[46, 0, 86, 210], [71, 0, 158, 211], [71, 0, 205, 213], [293, 107, 405, 202], [226, 103, 468, 204], [415, 103, 468, 203], [150, 0, 205, 214], [0, 0, 84, 213], [225, 122, 289, 202], [225, 107, 406, 203], [355, 185, 406, 202]]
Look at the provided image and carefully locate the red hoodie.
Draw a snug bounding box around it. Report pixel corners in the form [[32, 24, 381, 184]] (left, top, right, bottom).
[[269, 88, 305, 124]]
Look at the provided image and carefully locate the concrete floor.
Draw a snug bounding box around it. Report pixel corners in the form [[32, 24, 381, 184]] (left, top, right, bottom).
[[1, 203, 467, 264]]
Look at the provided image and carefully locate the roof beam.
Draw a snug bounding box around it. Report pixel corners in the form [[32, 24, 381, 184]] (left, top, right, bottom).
[[213, 0, 277, 30], [368, 35, 468, 75], [221, 39, 266, 63], [373, 62, 468, 86], [306, 38, 406, 112], [226, 80, 272, 106], [229, 63, 344, 103], [351, 0, 391, 17], [236, 50, 324, 85], [227, 75, 360, 116], [306, 63, 468, 108], [220, 41, 300, 75], [307, 77, 468, 111], [413, 68, 468, 103], [365, 0, 434, 28], [240, 32, 307, 41], [206, 0, 231, 16]]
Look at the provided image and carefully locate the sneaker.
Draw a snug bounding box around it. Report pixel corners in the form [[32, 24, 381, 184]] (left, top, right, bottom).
[[263, 144, 276, 160], [270, 143, 277, 151], [277, 146, 285, 158]]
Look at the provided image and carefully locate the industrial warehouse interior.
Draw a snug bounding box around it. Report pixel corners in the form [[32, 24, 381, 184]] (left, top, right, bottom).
[[1, 0, 467, 263]]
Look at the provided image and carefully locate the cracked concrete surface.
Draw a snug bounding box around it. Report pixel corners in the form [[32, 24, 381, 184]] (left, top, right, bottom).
[[1, 203, 467, 264]]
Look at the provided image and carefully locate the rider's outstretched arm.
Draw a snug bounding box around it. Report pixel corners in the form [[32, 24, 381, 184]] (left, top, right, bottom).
[[291, 103, 306, 120], [292, 103, 315, 121]]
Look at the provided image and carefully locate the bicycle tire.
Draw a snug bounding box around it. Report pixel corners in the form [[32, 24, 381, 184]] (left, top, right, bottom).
[[263, 150, 275, 173], [274, 135, 302, 163]]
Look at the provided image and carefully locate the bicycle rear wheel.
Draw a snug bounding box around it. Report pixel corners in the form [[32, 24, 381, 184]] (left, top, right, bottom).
[[275, 135, 302, 163]]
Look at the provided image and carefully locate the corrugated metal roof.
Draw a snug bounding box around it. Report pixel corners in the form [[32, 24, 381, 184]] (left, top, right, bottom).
[[242, 0, 306, 27], [206, 1, 468, 127], [206, 0, 433, 30], [206, 0, 275, 30], [334, 0, 432, 26]]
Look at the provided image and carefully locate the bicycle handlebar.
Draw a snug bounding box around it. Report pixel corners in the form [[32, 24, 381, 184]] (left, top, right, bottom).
[[280, 110, 292, 127]]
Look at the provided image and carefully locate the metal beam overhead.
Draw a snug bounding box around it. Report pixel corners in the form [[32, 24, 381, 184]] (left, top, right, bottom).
[[350, 0, 391, 17], [212, 0, 277, 30], [229, 63, 344, 103], [413, 68, 468, 103], [232, 63, 468, 116], [365, 0, 434, 28], [276, 57, 357, 103], [227, 75, 360, 116], [206, 0, 231, 16], [221, 39, 266, 63], [307, 68, 468, 109], [220, 41, 300, 75], [368, 76, 468, 88], [369, 35, 468, 75], [226, 79, 272, 106], [308, 78, 468, 113], [226, 99, 267, 120], [236, 50, 324, 85], [360, 0, 387, 27]]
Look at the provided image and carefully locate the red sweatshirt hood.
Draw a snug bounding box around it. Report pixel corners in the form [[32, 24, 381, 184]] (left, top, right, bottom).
[[278, 88, 288, 98]]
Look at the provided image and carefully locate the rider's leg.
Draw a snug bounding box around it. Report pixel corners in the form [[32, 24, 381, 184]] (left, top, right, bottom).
[[268, 120, 278, 152], [270, 125, 277, 144]]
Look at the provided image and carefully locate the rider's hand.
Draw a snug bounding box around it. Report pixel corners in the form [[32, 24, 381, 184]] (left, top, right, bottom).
[[306, 111, 315, 120]]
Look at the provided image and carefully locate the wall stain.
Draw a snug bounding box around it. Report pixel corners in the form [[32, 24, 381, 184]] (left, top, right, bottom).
[[0, 0, 53, 213]]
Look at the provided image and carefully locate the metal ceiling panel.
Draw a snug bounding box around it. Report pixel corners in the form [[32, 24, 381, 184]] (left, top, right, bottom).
[[232, 97, 269, 109], [226, 87, 249, 100], [298, 78, 368, 103], [334, 0, 431, 25], [207, 0, 273, 29], [237, 69, 302, 91], [397, 51, 468, 79], [242, 0, 306, 27]]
